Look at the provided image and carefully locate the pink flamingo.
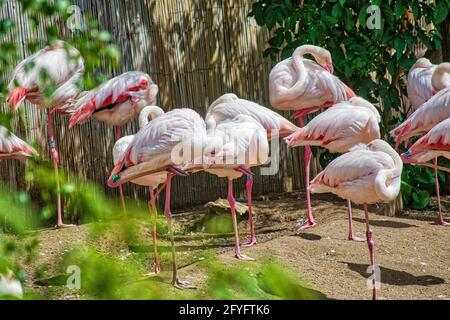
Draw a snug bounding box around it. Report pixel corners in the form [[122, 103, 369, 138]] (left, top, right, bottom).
[[7, 41, 84, 228], [205, 93, 298, 246], [112, 106, 166, 274], [200, 114, 269, 260], [310, 139, 403, 300], [407, 59, 450, 110], [401, 117, 450, 226], [391, 84, 450, 149], [269, 44, 355, 231], [69, 71, 159, 214], [286, 97, 381, 241], [0, 126, 37, 160], [108, 108, 206, 289]]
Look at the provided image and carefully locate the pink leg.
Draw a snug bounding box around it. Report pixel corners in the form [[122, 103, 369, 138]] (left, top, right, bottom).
[[164, 174, 195, 289], [149, 188, 161, 274], [227, 178, 254, 260], [241, 174, 257, 247], [347, 200, 365, 241], [47, 110, 74, 229], [115, 126, 127, 217], [432, 158, 449, 226], [364, 204, 377, 300], [296, 116, 317, 232]]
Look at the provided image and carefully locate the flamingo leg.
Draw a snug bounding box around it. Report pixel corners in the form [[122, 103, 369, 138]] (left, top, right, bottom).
[[149, 188, 161, 274], [241, 173, 257, 248], [364, 204, 377, 300], [432, 158, 449, 226], [347, 200, 365, 242], [47, 110, 74, 229], [227, 178, 254, 260], [115, 126, 128, 217], [164, 174, 195, 289], [296, 117, 317, 232]]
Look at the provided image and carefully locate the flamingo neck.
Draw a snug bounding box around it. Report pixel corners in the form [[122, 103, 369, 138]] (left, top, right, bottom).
[[374, 148, 403, 202], [432, 63, 450, 92], [139, 106, 164, 128]]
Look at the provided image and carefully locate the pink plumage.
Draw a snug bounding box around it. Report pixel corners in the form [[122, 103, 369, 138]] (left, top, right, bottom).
[[0, 126, 37, 160], [7, 41, 84, 113], [69, 71, 158, 128], [205, 93, 299, 139], [390, 85, 450, 146], [402, 117, 450, 165], [269, 45, 355, 116], [407, 58, 436, 109], [285, 97, 381, 153]]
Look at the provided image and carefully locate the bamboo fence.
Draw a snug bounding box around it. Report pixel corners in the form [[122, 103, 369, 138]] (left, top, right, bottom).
[[0, 0, 319, 211]]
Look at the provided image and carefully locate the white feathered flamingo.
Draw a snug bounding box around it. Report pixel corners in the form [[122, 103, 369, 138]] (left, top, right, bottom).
[[108, 108, 207, 289], [0, 271, 23, 299], [402, 117, 450, 226], [310, 139, 403, 300], [69, 71, 159, 214], [407, 59, 450, 110], [269, 44, 356, 232], [7, 41, 84, 228], [205, 93, 298, 246], [286, 97, 381, 240], [391, 85, 450, 149], [0, 126, 37, 160], [200, 114, 269, 260], [112, 106, 166, 274]]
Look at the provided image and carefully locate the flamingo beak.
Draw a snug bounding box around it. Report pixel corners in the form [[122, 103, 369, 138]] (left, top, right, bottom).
[[324, 62, 334, 74]]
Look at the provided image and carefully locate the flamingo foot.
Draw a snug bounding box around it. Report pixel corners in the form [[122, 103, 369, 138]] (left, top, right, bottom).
[[235, 253, 255, 261], [348, 235, 366, 242], [173, 279, 196, 290], [431, 219, 450, 226], [296, 220, 317, 233], [55, 223, 77, 229], [240, 238, 257, 248]]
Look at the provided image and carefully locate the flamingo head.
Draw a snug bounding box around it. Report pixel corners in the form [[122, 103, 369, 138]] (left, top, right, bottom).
[[315, 49, 334, 73]]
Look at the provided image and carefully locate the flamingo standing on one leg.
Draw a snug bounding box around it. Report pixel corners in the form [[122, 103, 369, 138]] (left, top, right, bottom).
[[285, 97, 381, 241], [205, 93, 298, 247], [112, 106, 166, 274], [401, 117, 450, 226], [68, 71, 159, 215], [391, 84, 450, 149], [7, 41, 84, 228], [310, 139, 403, 300], [269, 44, 356, 231], [197, 114, 269, 260], [107, 108, 207, 289]]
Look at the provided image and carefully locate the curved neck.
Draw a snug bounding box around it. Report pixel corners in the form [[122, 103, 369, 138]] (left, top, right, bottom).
[[374, 149, 403, 202], [139, 106, 164, 128], [295, 45, 328, 65], [432, 63, 450, 92]]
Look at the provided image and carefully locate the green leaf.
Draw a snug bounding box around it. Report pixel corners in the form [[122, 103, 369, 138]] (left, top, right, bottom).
[[323, 15, 339, 27], [434, 0, 449, 24], [412, 190, 430, 209]]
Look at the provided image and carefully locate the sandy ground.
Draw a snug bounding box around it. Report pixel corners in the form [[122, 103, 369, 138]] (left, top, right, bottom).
[[8, 192, 450, 300]]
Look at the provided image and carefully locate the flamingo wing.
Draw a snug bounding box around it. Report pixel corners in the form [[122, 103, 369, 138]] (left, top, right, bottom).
[[287, 102, 380, 153], [206, 93, 298, 138], [404, 118, 450, 163], [0, 126, 37, 159], [7, 43, 84, 111], [390, 86, 450, 144], [69, 71, 154, 127], [407, 66, 435, 109]]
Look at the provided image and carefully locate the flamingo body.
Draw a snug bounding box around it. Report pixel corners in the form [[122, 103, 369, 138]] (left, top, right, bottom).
[[0, 126, 37, 160], [7, 41, 84, 113], [69, 71, 158, 128], [269, 45, 355, 114], [391, 86, 450, 144], [286, 97, 380, 153], [407, 58, 436, 109]]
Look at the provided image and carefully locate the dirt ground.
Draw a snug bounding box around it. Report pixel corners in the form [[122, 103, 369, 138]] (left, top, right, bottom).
[[8, 192, 450, 300]]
